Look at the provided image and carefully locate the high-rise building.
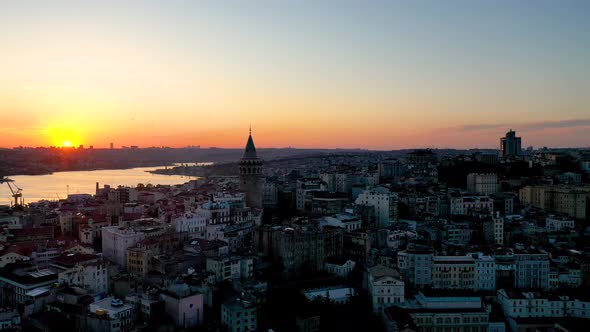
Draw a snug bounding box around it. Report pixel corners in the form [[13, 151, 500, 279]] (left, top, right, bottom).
[[239, 128, 263, 209], [500, 129, 522, 158]]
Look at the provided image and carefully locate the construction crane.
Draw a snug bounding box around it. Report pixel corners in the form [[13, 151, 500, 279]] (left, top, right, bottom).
[[0, 176, 23, 208]]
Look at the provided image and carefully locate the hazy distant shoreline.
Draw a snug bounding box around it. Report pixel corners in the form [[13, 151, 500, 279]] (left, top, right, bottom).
[[3, 161, 177, 177]]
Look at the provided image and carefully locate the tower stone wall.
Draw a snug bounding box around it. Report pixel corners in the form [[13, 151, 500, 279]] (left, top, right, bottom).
[[239, 130, 263, 209]]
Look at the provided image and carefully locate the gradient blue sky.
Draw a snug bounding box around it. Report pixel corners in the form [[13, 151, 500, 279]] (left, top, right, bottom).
[[1, 0, 589, 149]]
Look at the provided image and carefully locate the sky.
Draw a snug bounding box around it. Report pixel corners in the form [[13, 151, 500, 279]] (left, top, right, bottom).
[[1, 0, 589, 150]]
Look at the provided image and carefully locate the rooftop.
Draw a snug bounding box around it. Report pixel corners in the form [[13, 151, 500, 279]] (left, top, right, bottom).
[[51, 253, 100, 268], [368, 265, 401, 279], [0, 262, 58, 285]]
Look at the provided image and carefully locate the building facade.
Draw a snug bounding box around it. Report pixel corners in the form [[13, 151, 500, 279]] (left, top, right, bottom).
[[500, 129, 522, 158], [467, 173, 499, 195], [355, 187, 398, 228]]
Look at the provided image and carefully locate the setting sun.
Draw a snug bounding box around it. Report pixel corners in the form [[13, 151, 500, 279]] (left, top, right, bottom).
[[44, 126, 82, 148]]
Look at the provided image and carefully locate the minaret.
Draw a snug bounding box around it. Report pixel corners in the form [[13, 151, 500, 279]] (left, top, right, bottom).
[[239, 127, 263, 208]]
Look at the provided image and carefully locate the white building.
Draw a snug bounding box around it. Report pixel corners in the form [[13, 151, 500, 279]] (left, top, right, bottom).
[[484, 214, 504, 245], [355, 186, 398, 228], [101, 227, 146, 268], [51, 254, 109, 295], [31, 247, 62, 267], [213, 191, 246, 208], [0, 265, 57, 308], [206, 256, 253, 282], [197, 201, 231, 225], [545, 215, 575, 232], [557, 172, 582, 185], [89, 297, 133, 332], [475, 255, 496, 291], [498, 289, 590, 321], [514, 249, 550, 290], [366, 265, 405, 313], [450, 195, 493, 215], [101, 223, 168, 268], [222, 295, 258, 332], [173, 212, 207, 238], [397, 245, 434, 287]]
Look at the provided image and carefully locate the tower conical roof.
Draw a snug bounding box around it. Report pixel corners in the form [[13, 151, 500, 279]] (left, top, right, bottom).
[[242, 133, 258, 159]]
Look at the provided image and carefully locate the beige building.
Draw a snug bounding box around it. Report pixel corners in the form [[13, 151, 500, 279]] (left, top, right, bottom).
[[432, 256, 475, 289], [126, 247, 152, 277], [519, 185, 590, 219]]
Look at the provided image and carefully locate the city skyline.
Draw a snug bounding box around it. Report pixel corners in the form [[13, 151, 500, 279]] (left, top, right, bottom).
[[2, 1, 590, 149]]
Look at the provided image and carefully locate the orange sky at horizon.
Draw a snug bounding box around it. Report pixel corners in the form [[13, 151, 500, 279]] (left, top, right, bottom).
[[1, 78, 588, 150]]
